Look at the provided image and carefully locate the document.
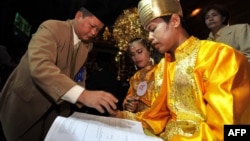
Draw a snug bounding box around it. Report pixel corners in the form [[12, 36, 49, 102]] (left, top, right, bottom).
[[44, 112, 163, 141]]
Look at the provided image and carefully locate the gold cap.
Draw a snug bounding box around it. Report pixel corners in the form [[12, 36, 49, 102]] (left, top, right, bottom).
[[138, 0, 183, 27]]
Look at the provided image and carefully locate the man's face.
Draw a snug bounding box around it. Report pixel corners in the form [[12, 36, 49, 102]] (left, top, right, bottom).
[[145, 17, 176, 54], [74, 12, 104, 42]]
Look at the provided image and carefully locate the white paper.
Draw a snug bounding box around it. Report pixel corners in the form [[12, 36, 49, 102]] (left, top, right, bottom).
[[44, 112, 163, 141], [70, 112, 145, 134]]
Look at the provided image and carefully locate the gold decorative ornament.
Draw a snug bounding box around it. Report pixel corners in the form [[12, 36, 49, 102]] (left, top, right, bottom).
[[102, 26, 111, 40], [113, 7, 148, 51], [113, 7, 149, 81]]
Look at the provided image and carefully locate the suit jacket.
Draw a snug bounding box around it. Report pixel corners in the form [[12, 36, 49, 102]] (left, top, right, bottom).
[[207, 23, 250, 62], [0, 19, 92, 140]]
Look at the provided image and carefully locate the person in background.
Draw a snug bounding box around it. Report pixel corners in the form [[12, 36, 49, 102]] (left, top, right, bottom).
[[117, 0, 249, 140], [202, 3, 250, 62], [115, 38, 163, 120], [0, 0, 123, 140]]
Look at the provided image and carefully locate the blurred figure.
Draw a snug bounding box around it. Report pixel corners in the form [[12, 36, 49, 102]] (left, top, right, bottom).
[[202, 3, 250, 62]]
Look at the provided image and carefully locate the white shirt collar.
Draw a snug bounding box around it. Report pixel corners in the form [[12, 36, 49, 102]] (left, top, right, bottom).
[[73, 27, 81, 46]]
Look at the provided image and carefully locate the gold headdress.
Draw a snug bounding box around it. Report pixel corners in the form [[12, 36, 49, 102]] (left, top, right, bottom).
[[113, 7, 148, 51], [138, 0, 183, 27]]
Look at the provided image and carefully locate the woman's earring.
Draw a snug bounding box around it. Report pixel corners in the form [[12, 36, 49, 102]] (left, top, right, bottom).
[[149, 57, 154, 65], [134, 64, 138, 70]]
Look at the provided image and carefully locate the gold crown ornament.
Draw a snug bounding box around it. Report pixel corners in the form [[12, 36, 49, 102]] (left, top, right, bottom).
[[113, 7, 148, 51]]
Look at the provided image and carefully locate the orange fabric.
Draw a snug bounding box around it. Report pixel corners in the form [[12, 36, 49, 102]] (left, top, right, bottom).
[[117, 62, 164, 121], [123, 65, 156, 109]]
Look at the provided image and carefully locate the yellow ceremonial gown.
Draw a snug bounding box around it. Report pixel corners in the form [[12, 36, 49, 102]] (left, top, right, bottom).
[[140, 36, 250, 141], [116, 62, 164, 120]]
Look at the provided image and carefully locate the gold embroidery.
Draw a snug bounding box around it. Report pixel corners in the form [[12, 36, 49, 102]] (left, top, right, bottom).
[[161, 36, 206, 140]]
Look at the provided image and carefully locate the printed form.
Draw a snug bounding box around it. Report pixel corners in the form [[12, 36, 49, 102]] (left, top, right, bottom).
[[44, 112, 163, 141]]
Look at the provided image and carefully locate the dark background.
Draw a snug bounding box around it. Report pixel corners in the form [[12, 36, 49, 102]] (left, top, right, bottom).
[[0, 0, 250, 62]]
